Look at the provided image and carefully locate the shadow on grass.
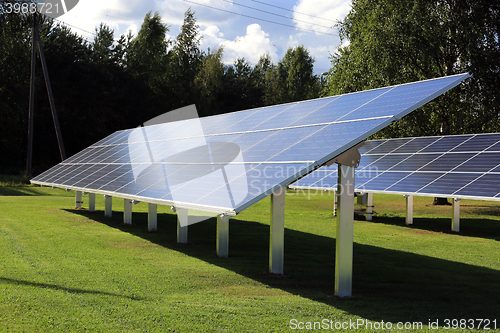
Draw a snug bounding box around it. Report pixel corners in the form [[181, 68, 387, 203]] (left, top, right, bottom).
[[0, 186, 51, 196], [67, 209, 500, 324], [369, 215, 500, 241], [0, 277, 145, 301]]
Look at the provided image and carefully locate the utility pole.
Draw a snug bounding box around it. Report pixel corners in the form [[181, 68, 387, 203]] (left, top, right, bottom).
[[26, 12, 66, 178], [26, 13, 36, 178]]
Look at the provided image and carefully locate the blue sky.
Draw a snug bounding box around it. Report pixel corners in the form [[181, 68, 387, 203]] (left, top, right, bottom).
[[60, 0, 352, 75]]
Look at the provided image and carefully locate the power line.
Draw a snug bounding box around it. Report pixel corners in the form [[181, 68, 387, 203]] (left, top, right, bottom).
[[38, 11, 128, 46], [183, 0, 338, 36], [250, 0, 337, 23], [53, 17, 97, 39], [34, 11, 95, 43], [219, 0, 335, 31]]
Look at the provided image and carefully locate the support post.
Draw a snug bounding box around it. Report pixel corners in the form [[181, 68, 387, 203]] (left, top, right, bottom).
[[269, 187, 285, 274], [104, 195, 112, 217], [452, 198, 460, 232], [148, 203, 157, 232], [333, 190, 337, 217], [177, 208, 188, 243], [335, 164, 355, 298], [366, 193, 373, 221], [88, 193, 95, 212], [124, 199, 132, 224], [217, 215, 229, 258], [356, 193, 367, 205], [405, 195, 413, 225], [75, 191, 83, 209]]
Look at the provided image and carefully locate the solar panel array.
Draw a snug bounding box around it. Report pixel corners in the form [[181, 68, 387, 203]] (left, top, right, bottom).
[[30, 74, 469, 215], [292, 132, 500, 201]]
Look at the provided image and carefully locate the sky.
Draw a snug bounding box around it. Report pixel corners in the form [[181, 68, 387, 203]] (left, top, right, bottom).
[[58, 0, 352, 75]]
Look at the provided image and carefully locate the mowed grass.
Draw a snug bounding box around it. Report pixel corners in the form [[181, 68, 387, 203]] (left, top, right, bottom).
[[1, 186, 500, 332]]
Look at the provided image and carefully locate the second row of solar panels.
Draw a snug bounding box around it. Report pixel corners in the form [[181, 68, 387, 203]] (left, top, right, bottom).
[[292, 133, 500, 200]]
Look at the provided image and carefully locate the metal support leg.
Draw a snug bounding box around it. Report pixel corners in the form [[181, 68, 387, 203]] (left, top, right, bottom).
[[177, 208, 188, 243], [75, 191, 83, 209], [366, 193, 373, 221], [335, 164, 355, 297], [104, 195, 112, 217], [452, 198, 460, 232], [357, 193, 367, 205], [217, 215, 229, 258], [405, 195, 413, 225], [333, 190, 337, 217], [269, 187, 285, 274], [124, 199, 132, 224], [89, 193, 95, 212], [148, 203, 157, 232]]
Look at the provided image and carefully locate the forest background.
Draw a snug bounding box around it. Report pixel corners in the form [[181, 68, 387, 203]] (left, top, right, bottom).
[[1, 1, 498, 175]]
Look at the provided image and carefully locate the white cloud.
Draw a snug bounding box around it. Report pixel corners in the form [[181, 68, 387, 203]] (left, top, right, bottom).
[[158, 0, 234, 30], [200, 25, 224, 44], [124, 23, 139, 37], [293, 0, 351, 35], [200, 24, 278, 65], [158, 0, 191, 27], [60, 0, 154, 40], [52, 0, 349, 74]]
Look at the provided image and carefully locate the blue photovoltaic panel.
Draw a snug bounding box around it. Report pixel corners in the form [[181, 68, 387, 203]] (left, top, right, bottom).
[[390, 136, 438, 153], [291, 132, 500, 201], [366, 138, 414, 154], [454, 174, 500, 198], [453, 153, 500, 173], [385, 173, 444, 193], [416, 173, 480, 196], [418, 153, 476, 172], [31, 74, 469, 215], [366, 155, 410, 171], [357, 172, 412, 191], [390, 154, 441, 172]]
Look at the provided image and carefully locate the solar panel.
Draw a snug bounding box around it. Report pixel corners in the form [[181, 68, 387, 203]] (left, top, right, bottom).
[[292, 132, 500, 201], [31, 74, 470, 215]]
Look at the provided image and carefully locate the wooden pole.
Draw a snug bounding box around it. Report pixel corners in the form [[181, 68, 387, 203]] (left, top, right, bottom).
[[34, 24, 66, 160], [26, 13, 37, 177]]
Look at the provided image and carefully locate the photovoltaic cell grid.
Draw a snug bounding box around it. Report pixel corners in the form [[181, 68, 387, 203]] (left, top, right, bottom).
[[292, 132, 500, 201], [30, 74, 469, 215]]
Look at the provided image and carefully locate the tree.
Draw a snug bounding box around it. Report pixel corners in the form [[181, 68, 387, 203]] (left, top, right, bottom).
[[325, 0, 500, 138], [92, 23, 115, 65], [195, 46, 225, 116], [253, 53, 276, 106], [88, 24, 135, 136], [0, 9, 326, 176], [127, 11, 172, 123], [277, 46, 320, 103], [224, 57, 261, 112], [128, 11, 170, 73], [172, 8, 203, 109], [325, 0, 500, 205], [0, 9, 32, 173]]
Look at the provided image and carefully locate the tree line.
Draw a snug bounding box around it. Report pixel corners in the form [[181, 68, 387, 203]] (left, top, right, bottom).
[[1, 1, 499, 176], [0, 9, 320, 174], [325, 0, 500, 139]]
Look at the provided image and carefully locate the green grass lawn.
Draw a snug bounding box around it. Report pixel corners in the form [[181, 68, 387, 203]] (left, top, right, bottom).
[[1, 185, 500, 332]]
